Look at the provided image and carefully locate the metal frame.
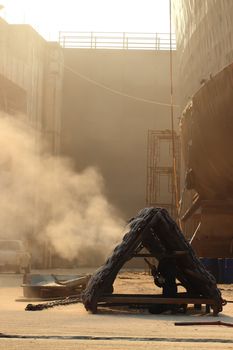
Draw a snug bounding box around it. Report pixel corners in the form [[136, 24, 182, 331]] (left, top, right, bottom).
[[146, 130, 180, 217]]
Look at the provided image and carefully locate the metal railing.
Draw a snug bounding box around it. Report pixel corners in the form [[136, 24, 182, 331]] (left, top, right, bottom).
[[58, 32, 176, 50]]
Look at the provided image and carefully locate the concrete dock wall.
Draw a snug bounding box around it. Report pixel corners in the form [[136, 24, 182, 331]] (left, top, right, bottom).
[[62, 48, 179, 218], [0, 18, 63, 154]]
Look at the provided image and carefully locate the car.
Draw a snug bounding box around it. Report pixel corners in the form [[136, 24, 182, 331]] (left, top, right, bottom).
[[0, 239, 31, 273]]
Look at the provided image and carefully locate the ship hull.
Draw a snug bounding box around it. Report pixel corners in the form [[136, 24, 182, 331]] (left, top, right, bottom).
[[173, 0, 233, 258], [181, 63, 233, 199]]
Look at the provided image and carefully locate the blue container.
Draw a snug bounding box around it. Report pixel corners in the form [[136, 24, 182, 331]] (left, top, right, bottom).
[[217, 258, 225, 283], [222, 258, 233, 284], [200, 258, 219, 282]]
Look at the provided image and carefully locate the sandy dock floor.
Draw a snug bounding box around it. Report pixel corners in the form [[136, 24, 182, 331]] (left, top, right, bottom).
[[0, 269, 233, 349]]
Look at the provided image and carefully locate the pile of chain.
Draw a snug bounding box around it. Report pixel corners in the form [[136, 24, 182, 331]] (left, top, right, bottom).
[[25, 296, 81, 311]]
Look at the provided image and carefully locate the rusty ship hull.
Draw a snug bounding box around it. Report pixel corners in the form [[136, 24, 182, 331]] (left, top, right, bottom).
[[181, 63, 233, 200], [173, 0, 233, 259]]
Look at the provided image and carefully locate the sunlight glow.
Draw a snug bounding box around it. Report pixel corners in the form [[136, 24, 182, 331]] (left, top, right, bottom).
[[0, 0, 170, 40]]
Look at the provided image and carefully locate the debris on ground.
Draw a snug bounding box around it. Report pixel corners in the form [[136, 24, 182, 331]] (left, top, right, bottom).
[[22, 273, 91, 299]]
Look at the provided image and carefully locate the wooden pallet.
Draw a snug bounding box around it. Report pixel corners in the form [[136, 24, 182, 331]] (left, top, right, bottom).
[[97, 293, 222, 316]]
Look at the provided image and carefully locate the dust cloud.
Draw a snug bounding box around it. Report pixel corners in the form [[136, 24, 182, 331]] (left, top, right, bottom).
[[0, 113, 124, 266]]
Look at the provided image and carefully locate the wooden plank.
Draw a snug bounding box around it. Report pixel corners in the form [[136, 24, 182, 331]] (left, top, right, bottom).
[[132, 253, 153, 257], [102, 292, 189, 298], [99, 295, 215, 305], [181, 195, 201, 222], [132, 251, 188, 258]]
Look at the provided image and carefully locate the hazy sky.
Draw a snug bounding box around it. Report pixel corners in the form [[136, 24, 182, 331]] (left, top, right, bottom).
[[0, 0, 170, 40]]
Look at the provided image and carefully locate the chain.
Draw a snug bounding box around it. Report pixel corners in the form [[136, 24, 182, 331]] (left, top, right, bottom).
[[25, 296, 81, 311]]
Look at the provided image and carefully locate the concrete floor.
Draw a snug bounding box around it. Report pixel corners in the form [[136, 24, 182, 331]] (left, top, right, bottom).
[[0, 269, 233, 349]]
